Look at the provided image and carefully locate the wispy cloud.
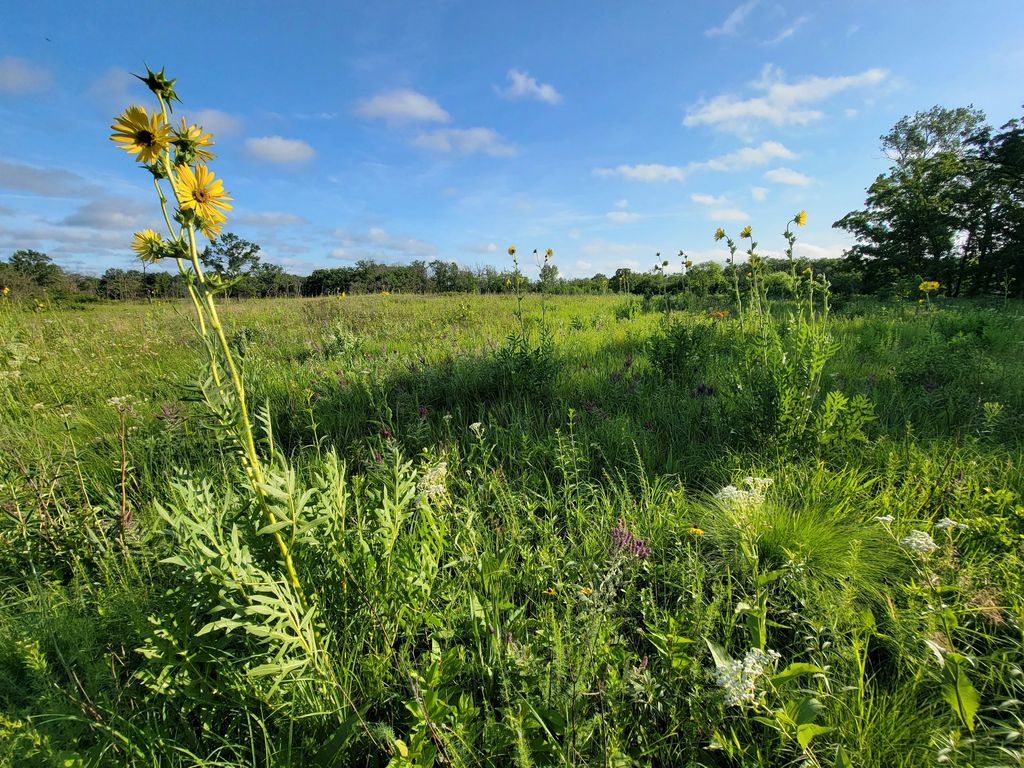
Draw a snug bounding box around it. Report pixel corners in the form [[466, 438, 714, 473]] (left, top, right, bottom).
[[192, 109, 244, 136], [245, 136, 316, 163], [764, 166, 812, 186], [751, 186, 768, 201], [0, 56, 51, 93], [605, 210, 644, 223], [705, 1, 759, 37], [330, 226, 436, 261], [764, 15, 811, 45], [684, 64, 887, 135], [495, 69, 562, 104], [234, 211, 308, 227], [593, 163, 687, 182], [354, 89, 451, 123], [0, 160, 96, 198], [593, 140, 796, 183], [690, 193, 728, 205], [413, 128, 516, 157], [708, 207, 750, 221]]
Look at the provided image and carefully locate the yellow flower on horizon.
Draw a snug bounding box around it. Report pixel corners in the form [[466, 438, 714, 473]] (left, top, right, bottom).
[[131, 229, 164, 263], [508, 245, 516, 256], [173, 118, 216, 163], [173, 164, 232, 234], [714, 227, 726, 241], [740, 225, 752, 239], [110, 105, 172, 164], [545, 248, 554, 258], [794, 210, 807, 227]]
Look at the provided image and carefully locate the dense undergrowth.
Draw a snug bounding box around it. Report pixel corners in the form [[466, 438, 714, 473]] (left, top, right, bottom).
[[2, 289, 1023, 766]]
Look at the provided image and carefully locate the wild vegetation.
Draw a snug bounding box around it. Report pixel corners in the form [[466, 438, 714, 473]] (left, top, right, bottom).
[[1, 70, 1023, 767]]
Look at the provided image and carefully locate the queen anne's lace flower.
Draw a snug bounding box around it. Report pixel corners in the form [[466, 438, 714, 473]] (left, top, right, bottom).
[[901, 530, 938, 554], [934, 517, 967, 531], [417, 462, 448, 502], [715, 476, 773, 507], [713, 648, 781, 707]]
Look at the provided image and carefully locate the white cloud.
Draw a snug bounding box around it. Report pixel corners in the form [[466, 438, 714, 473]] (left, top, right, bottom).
[[708, 207, 750, 221], [61, 197, 152, 230], [684, 64, 887, 135], [0, 56, 50, 93], [245, 136, 315, 163], [87, 66, 134, 105], [751, 186, 768, 201], [333, 227, 437, 259], [593, 141, 795, 183], [234, 211, 307, 226], [496, 69, 562, 104], [764, 15, 811, 45], [192, 109, 243, 136], [606, 211, 644, 223], [593, 163, 688, 182], [764, 167, 812, 186], [413, 127, 516, 157], [613, 199, 630, 209], [354, 89, 450, 123], [575, 260, 593, 271], [700, 141, 797, 171], [795, 242, 847, 260], [0, 160, 96, 198], [691, 193, 727, 206], [706, 1, 759, 37]]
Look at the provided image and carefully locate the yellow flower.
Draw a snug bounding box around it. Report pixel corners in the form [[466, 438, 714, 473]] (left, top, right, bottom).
[[173, 164, 232, 234], [545, 248, 554, 258], [542, 587, 557, 597], [740, 226, 752, 239], [2, 286, 9, 297], [131, 229, 165, 263], [508, 245, 516, 256], [110, 105, 172, 164], [713, 227, 726, 241], [794, 210, 807, 227], [173, 118, 216, 164], [688, 527, 705, 536], [919, 280, 940, 292], [803, 266, 813, 275]]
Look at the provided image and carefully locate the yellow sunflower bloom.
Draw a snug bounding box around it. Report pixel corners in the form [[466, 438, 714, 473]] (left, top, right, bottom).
[[110, 105, 172, 164], [173, 164, 232, 233], [919, 280, 940, 292], [131, 229, 165, 263], [714, 227, 726, 241], [740, 225, 752, 239], [688, 527, 705, 536], [545, 248, 554, 258], [794, 210, 807, 227], [173, 118, 216, 164], [542, 587, 557, 597], [508, 245, 516, 256]]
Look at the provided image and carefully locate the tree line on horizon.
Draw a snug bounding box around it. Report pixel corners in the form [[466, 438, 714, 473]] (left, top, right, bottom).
[[3, 105, 1022, 304]]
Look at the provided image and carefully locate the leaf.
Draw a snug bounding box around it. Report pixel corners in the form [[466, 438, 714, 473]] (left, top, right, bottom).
[[705, 639, 732, 669], [941, 666, 981, 733], [772, 663, 827, 685], [835, 746, 853, 768], [797, 723, 832, 749]]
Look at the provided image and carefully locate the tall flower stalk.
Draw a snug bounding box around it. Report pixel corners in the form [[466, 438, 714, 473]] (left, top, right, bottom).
[[110, 68, 306, 607]]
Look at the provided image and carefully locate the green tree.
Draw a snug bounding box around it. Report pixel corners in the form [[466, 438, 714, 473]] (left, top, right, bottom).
[[199, 233, 262, 296], [8, 249, 60, 287]]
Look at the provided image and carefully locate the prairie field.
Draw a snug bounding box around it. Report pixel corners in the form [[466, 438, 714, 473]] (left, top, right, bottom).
[[2, 293, 1023, 766]]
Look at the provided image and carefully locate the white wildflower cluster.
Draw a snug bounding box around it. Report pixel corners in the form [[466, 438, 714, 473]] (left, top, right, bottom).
[[715, 477, 773, 507], [713, 647, 781, 707], [934, 517, 968, 531], [106, 395, 137, 413], [900, 529, 938, 554], [875, 515, 895, 524], [417, 462, 448, 503]]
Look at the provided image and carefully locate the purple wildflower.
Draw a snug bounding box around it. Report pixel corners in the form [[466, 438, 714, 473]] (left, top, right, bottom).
[[611, 518, 651, 559]]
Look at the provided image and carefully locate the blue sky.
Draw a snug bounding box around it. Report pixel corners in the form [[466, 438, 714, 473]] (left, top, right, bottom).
[[2, 0, 1023, 278]]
